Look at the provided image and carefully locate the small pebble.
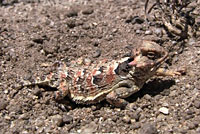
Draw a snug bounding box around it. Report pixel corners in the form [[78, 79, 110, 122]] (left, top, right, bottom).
[[136, 29, 141, 34], [51, 114, 63, 127], [159, 107, 169, 115], [82, 7, 94, 15], [5, 115, 11, 120], [188, 121, 198, 129], [132, 16, 144, 24], [62, 114, 73, 124], [77, 129, 81, 133], [145, 30, 152, 35], [84, 58, 92, 66], [194, 100, 200, 109], [66, 19, 76, 28], [139, 123, 157, 134], [66, 9, 78, 17], [93, 49, 101, 58], [127, 103, 137, 110], [19, 113, 28, 120], [144, 94, 151, 100], [162, 102, 169, 107], [92, 40, 99, 47], [34, 103, 41, 109], [186, 109, 194, 115], [131, 122, 141, 129], [172, 41, 177, 45], [32, 86, 41, 96], [91, 105, 97, 111], [169, 90, 177, 97], [4, 90, 9, 94], [154, 28, 163, 36], [125, 15, 144, 24], [122, 115, 131, 124], [184, 114, 194, 120], [0, 100, 8, 110], [80, 122, 97, 133], [188, 38, 196, 45], [130, 111, 141, 121], [196, 127, 200, 133]]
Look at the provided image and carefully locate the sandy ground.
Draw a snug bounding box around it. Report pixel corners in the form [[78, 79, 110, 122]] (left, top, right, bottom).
[[0, 0, 200, 133]]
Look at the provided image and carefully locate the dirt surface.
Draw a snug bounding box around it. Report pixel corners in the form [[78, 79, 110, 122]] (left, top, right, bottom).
[[0, 0, 200, 133]]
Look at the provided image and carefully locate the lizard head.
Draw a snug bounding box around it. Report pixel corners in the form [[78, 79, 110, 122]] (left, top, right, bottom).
[[128, 40, 168, 80]]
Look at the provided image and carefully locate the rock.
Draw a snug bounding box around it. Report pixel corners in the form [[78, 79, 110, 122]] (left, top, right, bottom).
[[127, 103, 137, 110], [80, 121, 97, 134], [169, 90, 177, 97], [136, 29, 141, 34], [154, 28, 163, 36], [66, 9, 78, 17], [145, 30, 152, 35], [82, 7, 94, 15], [19, 113, 29, 120], [111, 115, 118, 122], [84, 58, 92, 66], [125, 15, 144, 24], [188, 38, 196, 46], [156, 114, 166, 122], [122, 115, 131, 124], [32, 86, 41, 96], [0, 100, 8, 110], [159, 107, 169, 115], [32, 37, 44, 44], [35, 118, 45, 127], [132, 16, 144, 24], [130, 111, 141, 121], [139, 123, 158, 134], [93, 49, 101, 58], [91, 105, 97, 111], [194, 100, 200, 109], [62, 114, 73, 124], [34, 103, 41, 109], [186, 109, 194, 115], [162, 102, 169, 107], [196, 127, 200, 133], [172, 41, 177, 45], [92, 40, 99, 47], [131, 122, 141, 129], [66, 19, 76, 28], [179, 128, 188, 134], [187, 121, 198, 129], [51, 114, 63, 127], [184, 114, 194, 120], [144, 94, 151, 100], [43, 45, 55, 55]]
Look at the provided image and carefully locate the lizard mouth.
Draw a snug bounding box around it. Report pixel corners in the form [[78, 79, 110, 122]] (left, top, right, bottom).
[[128, 56, 154, 68]]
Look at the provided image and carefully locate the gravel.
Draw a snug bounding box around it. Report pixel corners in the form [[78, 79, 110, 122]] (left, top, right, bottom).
[[0, 0, 199, 133]]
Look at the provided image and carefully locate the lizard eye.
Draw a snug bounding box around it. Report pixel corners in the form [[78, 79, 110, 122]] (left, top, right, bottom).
[[146, 52, 156, 59], [143, 51, 161, 61]]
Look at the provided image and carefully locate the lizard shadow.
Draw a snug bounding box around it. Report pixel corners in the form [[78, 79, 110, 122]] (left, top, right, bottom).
[[126, 78, 176, 103]]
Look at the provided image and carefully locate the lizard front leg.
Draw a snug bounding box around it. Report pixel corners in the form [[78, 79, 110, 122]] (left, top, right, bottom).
[[106, 80, 140, 108]]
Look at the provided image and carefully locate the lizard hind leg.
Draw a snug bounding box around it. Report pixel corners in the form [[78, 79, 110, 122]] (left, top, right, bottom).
[[156, 68, 185, 76], [54, 79, 69, 100]]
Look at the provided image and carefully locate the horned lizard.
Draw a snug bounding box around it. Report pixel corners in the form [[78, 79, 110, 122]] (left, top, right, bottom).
[[16, 40, 181, 107]]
